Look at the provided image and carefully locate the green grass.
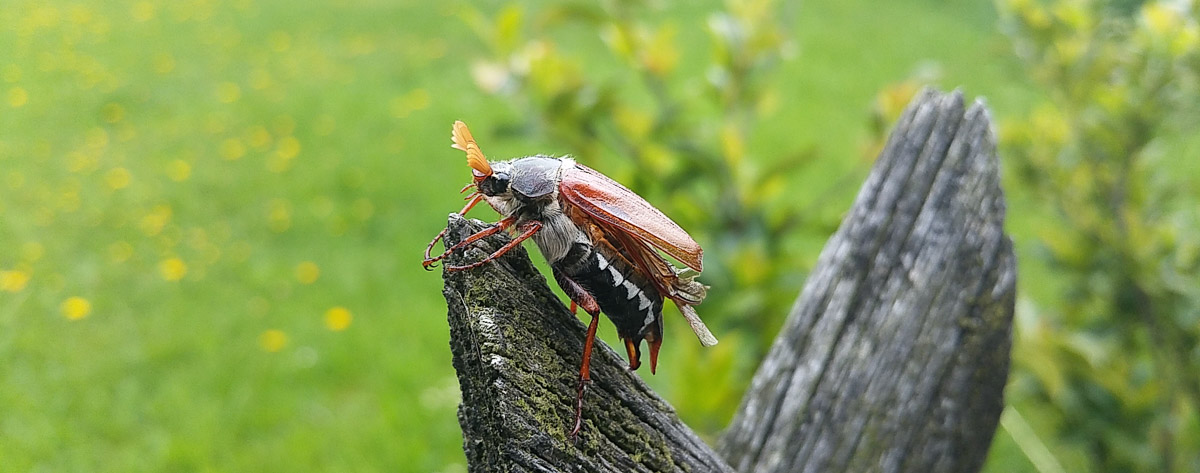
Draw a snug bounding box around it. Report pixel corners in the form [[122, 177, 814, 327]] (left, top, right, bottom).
[[0, 0, 1070, 471]]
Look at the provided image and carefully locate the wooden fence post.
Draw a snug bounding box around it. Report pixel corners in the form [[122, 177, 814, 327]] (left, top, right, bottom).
[[718, 88, 1015, 473]]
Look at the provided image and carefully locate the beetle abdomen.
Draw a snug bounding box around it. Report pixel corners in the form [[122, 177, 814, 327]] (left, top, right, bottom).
[[552, 242, 664, 347]]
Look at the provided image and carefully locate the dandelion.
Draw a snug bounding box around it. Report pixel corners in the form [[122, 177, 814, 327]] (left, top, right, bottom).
[[215, 82, 240, 103], [8, 87, 28, 107], [166, 159, 191, 181], [105, 167, 131, 190], [153, 53, 175, 75], [259, 329, 288, 352], [131, 1, 156, 22], [389, 88, 431, 118], [140, 204, 172, 236], [160, 257, 187, 281], [325, 307, 352, 331], [267, 199, 291, 232], [0, 270, 30, 292], [247, 126, 272, 150], [219, 138, 245, 160], [61, 296, 91, 320], [295, 261, 320, 284], [269, 31, 291, 52], [275, 136, 300, 159], [67, 150, 98, 173]]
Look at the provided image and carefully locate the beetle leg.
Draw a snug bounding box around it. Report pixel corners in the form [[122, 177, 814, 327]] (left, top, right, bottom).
[[552, 269, 602, 316], [422, 230, 449, 269], [553, 269, 602, 438], [443, 220, 540, 272], [570, 312, 601, 440], [568, 301, 577, 314], [551, 270, 604, 440], [423, 214, 513, 270], [423, 194, 489, 269]]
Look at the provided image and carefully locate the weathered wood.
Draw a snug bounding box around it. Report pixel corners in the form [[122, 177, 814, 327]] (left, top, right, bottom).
[[717, 89, 1016, 473], [440, 214, 734, 473]]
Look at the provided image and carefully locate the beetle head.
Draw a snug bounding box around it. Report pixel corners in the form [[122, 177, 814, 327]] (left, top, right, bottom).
[[477, 162, 512, 197]]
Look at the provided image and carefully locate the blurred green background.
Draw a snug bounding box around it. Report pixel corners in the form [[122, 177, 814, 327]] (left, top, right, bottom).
[[2, 0, 1198, 471]]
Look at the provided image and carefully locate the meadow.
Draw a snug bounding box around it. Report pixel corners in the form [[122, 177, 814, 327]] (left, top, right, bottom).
[[2, 0, 1196, 471]]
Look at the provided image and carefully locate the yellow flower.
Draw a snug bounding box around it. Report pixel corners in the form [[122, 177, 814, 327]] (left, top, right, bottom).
[[62, 296, 91, 320], [160, 257, 188, 281], [219, 138, 245, 160], [153, 53, 175, 75], [275, 136, 300, 159], [389, 89, 431, 118], [216, 82, 241, 103], [295, 261, 320, 284], [269, 31, 291, 52], [259, 329, 288, 352], [166, 160, 191, 181], [131, 1, 156, 22], [105, 167, 132, 190], [325, 307, 352, 331], [247, 126, 272, 150], [140, 204, 172, 236], [267, 199, 291, 232], [8, 87, 28, 107], [0, 270, 30, 292]]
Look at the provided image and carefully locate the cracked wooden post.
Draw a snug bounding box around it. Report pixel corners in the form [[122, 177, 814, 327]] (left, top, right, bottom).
[[440, 214, 733, 472], [717, 88, 1016, 473]]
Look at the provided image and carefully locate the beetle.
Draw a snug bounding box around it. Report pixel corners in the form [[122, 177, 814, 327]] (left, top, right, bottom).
[[423, 121, 717, 438]]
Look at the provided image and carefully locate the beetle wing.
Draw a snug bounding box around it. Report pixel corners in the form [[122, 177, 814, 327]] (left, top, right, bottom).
[[559, 164, 703, 272]]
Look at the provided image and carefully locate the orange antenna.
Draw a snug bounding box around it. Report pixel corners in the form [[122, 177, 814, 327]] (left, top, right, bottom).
[[451, 121, 492, 178]]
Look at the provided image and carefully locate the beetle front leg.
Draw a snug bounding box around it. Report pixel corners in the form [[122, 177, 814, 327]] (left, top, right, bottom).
[[423, 215, 514, 270], [422, 194, 487, 269], [443, 220, 540, 272]]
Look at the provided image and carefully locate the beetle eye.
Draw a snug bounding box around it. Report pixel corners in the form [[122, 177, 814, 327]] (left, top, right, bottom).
[[480, 172, 510, 197]]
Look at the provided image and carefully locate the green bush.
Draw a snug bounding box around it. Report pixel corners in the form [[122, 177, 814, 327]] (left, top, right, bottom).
[[997, 0, 1200, 470]]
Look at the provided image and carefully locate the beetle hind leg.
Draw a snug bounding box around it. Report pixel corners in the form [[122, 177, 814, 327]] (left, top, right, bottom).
[[552, 270, 604, 440], [571, 313, 601, 440]]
